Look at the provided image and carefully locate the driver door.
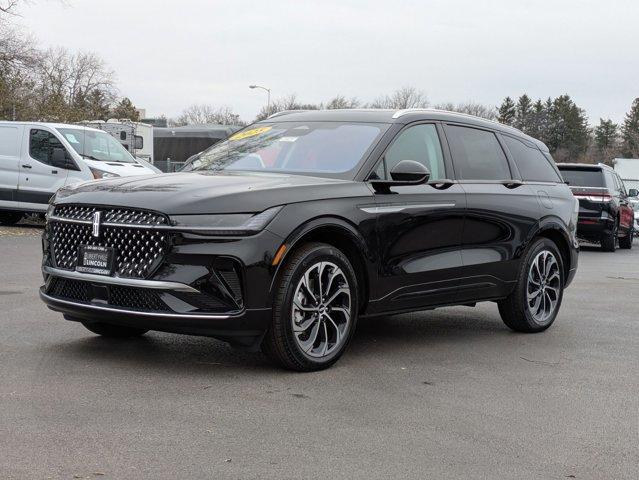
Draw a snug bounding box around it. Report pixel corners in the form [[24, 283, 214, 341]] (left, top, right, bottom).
[[17, 128, 71, 208], [368, 122, 466, 314]]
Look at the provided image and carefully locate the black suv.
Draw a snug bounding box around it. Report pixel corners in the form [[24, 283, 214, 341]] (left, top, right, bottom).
[[40, 109, 579, 371], [557, 163, 635, 251]]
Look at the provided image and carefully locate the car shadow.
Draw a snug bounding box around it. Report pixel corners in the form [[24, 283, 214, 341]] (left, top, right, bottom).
[[50, 306, 510, 374]]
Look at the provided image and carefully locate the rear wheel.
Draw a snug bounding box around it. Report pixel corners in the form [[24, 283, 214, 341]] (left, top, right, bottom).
[[619, 226, 634, 249], [601, 220, 618, 252], [498, 238, 564, 333], [262, 242, 358, 371], [81, 321, 148, 338], [0, 211, 22, 225]]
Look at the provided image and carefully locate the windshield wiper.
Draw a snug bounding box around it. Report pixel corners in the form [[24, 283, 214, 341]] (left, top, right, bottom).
[[80, 154, 103, 161]]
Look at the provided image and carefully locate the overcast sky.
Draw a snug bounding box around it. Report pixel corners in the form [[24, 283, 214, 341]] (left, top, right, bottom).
[[17, 0, 639, 123]]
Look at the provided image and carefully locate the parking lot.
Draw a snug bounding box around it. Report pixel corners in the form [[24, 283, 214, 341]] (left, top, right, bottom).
[[1, 225, 637, 480]]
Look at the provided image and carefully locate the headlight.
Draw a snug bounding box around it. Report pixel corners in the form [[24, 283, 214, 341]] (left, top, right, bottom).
[[90, 167, 120, 179], [45, 203, 55, 220], [169, 206, 283, 235]]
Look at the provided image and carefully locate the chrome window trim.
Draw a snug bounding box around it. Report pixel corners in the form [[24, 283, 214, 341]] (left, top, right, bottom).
[[43, 266, 199, 293]]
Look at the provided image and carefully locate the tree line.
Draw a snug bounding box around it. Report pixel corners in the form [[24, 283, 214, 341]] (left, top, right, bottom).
[[497, 94, 639, 163]]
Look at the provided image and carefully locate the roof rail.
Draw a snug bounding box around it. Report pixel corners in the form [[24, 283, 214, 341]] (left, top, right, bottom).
[[267, 109, 312, 119], [392, 108, 525, 135]]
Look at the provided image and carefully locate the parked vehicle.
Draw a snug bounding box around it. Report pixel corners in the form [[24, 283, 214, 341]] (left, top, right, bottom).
[[153, 125, 240, 172], [613, 158, 639, 226], [557, 163, 635, 251], [40, 109, 579, 371], [80, 119, 155, 165], [0, 122, 159, 225]]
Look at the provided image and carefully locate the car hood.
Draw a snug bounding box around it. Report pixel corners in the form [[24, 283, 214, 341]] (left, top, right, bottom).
[[82, 159, 158, 177], [55, 171, 372, 214]]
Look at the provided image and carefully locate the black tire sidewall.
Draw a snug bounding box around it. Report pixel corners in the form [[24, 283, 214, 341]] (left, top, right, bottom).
[[521, 238, 565, 329], [278, 245, 359, 368]]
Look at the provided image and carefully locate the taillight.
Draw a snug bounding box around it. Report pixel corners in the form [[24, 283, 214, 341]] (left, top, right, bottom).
[[573, 190, 612, 202]]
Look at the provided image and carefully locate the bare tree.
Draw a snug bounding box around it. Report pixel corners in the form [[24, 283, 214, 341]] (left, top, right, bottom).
[[0, 0, 20, 15], [255, 94, 320, 121], [325, 95, 361, 109], [35, 47, 116, 121], [433, 101, 497, 120], [173, 104, 243, 126], [368, 86, 429, 109]]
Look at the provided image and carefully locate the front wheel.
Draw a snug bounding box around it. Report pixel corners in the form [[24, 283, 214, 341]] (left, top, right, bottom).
[[498, 238, 564, 333], [262, 242, 358, 371], [81, 321, 148, 338]]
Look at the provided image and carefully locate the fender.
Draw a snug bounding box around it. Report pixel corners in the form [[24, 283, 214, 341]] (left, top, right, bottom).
[[267, 215, 373, 295]]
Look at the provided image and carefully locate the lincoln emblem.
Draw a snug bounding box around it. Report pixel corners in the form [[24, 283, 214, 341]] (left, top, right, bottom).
[[92, 211, 102, 238]]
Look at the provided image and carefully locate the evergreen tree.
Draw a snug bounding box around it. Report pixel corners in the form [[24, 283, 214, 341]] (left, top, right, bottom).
[[546, 95, 590, 162], [497, 96, 516, 125], [528, 99, 549, 144], [515, 94, 533, 133], [110, 97, 140, 121], [594, 118, 619, 162], [621, 98, 639, 158]]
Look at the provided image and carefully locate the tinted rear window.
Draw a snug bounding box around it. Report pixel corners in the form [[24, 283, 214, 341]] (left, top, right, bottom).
[[558, 168, 604, 187]]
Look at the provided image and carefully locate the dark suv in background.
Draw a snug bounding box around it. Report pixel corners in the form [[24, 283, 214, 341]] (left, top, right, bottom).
[[558, 163, 636, 251], [40, 109, 579, 371]]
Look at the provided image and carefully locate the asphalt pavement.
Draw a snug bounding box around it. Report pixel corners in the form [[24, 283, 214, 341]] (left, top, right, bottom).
[[1, 225, 637, 479]]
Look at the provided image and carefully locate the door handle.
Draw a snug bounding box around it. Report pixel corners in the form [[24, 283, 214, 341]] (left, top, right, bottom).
[[428, 179, 455, 190], [22, 164, 32, 169], [501, 180, 524, 189], [52, 170, 58, 174]]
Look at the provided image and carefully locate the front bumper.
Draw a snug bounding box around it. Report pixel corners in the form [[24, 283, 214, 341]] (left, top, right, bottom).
[[41, 222, 284, 343], [40, 288, 270, 346]]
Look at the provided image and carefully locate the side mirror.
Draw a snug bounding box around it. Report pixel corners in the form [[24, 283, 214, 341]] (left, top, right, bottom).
[[628, 188, 638, 197], [371, 160, 430, 193], [51, 147, 77, 170], [134, 135, 143, 149], [51, 148, 68, 168]]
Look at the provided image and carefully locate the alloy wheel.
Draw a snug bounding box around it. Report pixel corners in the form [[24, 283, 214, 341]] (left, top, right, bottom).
[[291, 261, 351, 358], [526, 250, 561, 324]]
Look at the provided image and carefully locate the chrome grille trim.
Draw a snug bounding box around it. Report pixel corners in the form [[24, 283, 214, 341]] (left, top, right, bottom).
[[43, 266, 199, 293]]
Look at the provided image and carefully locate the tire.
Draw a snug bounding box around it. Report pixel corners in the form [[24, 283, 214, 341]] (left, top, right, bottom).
[[81, 321, 148, 338], [619, 226, 633, 249], [601, 220, 617, 252], [261, 242, 359, 371], [498, 238, 564, 333], [0, 211, 22, 225]]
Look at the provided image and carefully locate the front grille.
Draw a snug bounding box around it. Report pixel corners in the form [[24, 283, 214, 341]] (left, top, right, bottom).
[[54, 205, 168, 225], [49, 205, 170, 279], [46, 277, 170, 312]]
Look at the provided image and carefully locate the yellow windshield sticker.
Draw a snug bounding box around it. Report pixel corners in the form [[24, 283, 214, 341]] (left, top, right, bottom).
[[229, 126, 272, 141]]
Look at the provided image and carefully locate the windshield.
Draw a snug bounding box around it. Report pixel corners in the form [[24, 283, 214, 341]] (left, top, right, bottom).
[[184, 121, 388, 177], [558, 168, 604, 188], [57, 128, 136, 163]]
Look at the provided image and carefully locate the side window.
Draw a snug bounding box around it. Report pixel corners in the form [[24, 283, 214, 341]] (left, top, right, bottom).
[[378, 124, 445, 180], [503, 136, 561, 183], [29, 129, 69, 166], [446, 125, 511, 181], [604, 171, 617, 192]]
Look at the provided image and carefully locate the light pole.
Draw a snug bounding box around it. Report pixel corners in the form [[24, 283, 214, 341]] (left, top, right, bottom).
[[249, 84, 271, 114]]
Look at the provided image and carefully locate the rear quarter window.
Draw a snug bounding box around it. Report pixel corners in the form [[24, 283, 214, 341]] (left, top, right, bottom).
[[503, 136, 561, 183]]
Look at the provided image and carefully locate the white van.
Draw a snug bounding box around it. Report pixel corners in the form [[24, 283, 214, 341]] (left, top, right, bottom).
[[0, 122, 160, 224]]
